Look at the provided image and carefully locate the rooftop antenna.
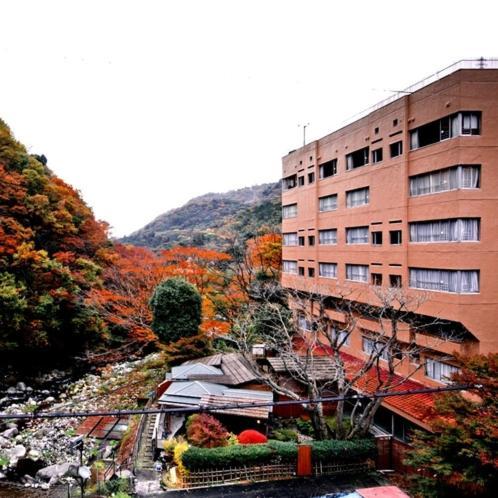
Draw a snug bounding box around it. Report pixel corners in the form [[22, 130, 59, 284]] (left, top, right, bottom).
[[298, 122, 310, 147]]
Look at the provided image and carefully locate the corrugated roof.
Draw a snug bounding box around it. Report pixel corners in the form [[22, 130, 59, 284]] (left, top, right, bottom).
[[199, 394, 271, 419], [170, 363, 223, 380], [76, 416, 129, 440]]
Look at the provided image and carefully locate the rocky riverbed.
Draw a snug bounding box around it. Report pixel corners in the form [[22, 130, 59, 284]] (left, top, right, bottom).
[[0, 353, 165, 492]]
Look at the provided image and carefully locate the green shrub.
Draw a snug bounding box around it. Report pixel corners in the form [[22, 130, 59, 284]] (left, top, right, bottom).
[[311, 439, 376, 462], [181, 438, 375, 469], [182, 444, 274, 469], [267, 440, 298, 462], [271, 428, 298, 442], [296, 418, 314, 437]]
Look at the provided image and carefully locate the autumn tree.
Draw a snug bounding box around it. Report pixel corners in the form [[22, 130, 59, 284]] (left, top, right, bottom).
[[405, 354, 497, 498], [150, 278, 202, 344], [0, 119, 111, 361]]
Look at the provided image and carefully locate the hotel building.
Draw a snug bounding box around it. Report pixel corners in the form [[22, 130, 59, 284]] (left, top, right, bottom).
[[281, 60, 498, 435]]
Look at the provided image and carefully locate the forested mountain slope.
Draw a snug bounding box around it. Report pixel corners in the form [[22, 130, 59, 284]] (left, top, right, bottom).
[[121, 182, 281, 249]]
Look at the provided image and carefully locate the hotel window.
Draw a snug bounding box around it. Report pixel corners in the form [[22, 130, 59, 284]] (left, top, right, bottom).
[[308, 267, 315, 278], [346, 226, 369, 244], [409, 111, 481, 150], [319, 229, 337, 245], [346, 146, 369, 170], [298, 236, 305, 246], [371, 273, 383, 286], [390, 141, 403, 158], [298, 266, 305, 276], [389, 275, 402, 287], [298, 176, 305, 187], [346, 187, 369, 208], [425, 358, 459, 383], [409, 218, 480, 243], [282, 260, 298, 274], [308, 172, 315, 184], [409, 165, 480, 196], [283, 232, 298, 246], [331, 326, 350, 346], [362, 337, 389, 360], [319, 194, 338, 212], [297, 314, 313, 331], [371, 231, 383, 245], [283, 174, 297, 190], [409, 268, 479, 293], [282, 203, 298, 219], [346, 264, 369, 282], [372, 148, 383, 163], [319, 262, 337, 278], [390, 230, 402, 245], [319, 159, 337, 179], [308, 235, 315, 246]]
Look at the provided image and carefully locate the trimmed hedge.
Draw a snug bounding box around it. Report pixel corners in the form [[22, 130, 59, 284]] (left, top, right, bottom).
[[311, 439, 376, 462], [181, 438, 375, 470]]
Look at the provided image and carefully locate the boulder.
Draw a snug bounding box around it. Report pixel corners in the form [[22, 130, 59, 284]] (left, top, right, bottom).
[[27, 449, 41, 461], [9, 444, 26, 459], [0, 436, 10, 447], [16, 382, 26, 391], [1, 427, 18, 439], [6, 387, 16, 395], [0, 471, 6, 479], [36, 462, 79, 481]]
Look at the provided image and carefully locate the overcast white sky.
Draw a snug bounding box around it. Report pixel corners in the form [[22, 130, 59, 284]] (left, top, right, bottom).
[[1, 0, 497, 237]]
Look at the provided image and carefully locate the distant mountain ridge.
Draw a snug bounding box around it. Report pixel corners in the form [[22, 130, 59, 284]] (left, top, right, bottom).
[[121, 181, 281, 249]]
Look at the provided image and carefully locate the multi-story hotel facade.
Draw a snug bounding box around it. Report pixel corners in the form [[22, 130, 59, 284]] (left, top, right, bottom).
[[281, 61, 498, 429]]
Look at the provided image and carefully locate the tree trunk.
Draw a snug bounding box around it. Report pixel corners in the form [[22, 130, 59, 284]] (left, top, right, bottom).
[[309, 401, 328, 440]]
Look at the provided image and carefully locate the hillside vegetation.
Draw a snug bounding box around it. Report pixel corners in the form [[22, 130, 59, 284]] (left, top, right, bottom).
[[121, 182, 281, 249], [0, 119, 112, 363]]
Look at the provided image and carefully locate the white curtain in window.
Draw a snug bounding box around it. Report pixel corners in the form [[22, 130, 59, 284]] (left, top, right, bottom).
[[346, 155, 354, 170], [451, 114, 461, 137], [346, 227, 369, 244], [319, 195, 337, 212], [346, 188, 369, 208], [346, 264, 369, 282], [319, 229, 337, 244], [282, 260, 298, 274], [410, 130, 419, 150], [319, 263, 337, 278], [410, 165, 480, 196], [283, 233, 298, 246], [282, 204, 297, 218], [410, 219, 479, 242], [409, 268, 479, 293]]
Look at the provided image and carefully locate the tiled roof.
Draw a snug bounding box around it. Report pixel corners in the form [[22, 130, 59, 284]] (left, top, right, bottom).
[[199, 394, 272, 419], [292, 339, 437, 427], [267, 356, 338, 380], [177, 353, 257, 385]]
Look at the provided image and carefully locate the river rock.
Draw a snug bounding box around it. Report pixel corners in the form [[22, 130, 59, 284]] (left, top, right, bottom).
[[0, 436, 10, 447], [1, 427, 18, 439], [43, 396, 55, 404], [6, 387, 16, 395], [28, 449, 41, 461], [16, 382, 26, 391], [36, 462, 79, 481], [0, 471, 6, 479], [9, 444, 26, 459]]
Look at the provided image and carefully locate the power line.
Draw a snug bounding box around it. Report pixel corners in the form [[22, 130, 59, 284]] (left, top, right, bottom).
[[0, 384, 473, 421]]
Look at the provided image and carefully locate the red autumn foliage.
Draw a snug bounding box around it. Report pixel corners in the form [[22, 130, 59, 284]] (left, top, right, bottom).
[[186, 413, 228, 448], [237, 429, 268, 445]]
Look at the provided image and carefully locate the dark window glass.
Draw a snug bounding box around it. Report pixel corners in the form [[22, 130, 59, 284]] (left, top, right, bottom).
[[390, 230, 402, 244], [372, 231, 383, 245], [319, 159, 337, 178], [390, 141, 403, 158]]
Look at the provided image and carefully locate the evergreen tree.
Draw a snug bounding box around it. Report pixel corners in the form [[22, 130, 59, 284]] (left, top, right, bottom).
[[150, 278, 202, 343]]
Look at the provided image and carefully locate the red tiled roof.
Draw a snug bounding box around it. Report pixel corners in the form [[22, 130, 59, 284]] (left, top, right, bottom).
[[292, 339, 436, 427]]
